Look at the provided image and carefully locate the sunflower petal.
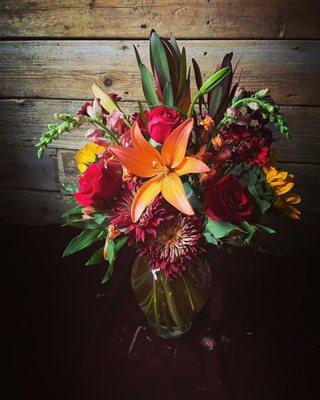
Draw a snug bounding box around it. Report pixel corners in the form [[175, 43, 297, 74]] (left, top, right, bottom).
[[283, 194, 301, 205], [283, 205, 301, 219], [109, 146, 157, 178], [161, 172, 194, 215], [276, 182, 294, 195], [174, 156, 210, 176], [161, 118, 194, 169], [131, 175, 163, 222]]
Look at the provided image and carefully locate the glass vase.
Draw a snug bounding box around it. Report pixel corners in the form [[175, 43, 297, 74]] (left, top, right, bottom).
[[131, 256, 212, 338]]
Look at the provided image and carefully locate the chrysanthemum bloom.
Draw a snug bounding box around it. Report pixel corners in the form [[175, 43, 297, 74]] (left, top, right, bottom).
[[75, 142, 106, 174], [219, 124, 251, 145], [236, 136, 270, 166], [111, 181, 173, 243], [139, 214, 204, 276], [263, 163, 301, 219]]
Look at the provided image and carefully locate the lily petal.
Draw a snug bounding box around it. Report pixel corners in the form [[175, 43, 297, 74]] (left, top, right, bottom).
[[175, 156, 210, 176], [131, 174, 163, 222], [109, 146, 157, 178], [161, 118, 194, 169], [130, 122, 164, 171], [161, 172, 194, 215]]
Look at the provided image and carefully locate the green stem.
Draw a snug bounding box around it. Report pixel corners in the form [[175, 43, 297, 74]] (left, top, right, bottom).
[[182, 276, 195, 313], [153, 279, 161, 332], [93, 119, 119, 145], [187, 96, 199, 118], [161, 275, 184, 329]]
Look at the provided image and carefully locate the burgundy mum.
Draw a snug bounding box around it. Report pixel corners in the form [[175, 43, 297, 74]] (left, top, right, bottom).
[[139, 214, 205, 276]]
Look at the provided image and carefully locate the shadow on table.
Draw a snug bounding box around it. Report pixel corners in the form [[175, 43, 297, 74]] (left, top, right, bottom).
[[6, 225, 318, 400]]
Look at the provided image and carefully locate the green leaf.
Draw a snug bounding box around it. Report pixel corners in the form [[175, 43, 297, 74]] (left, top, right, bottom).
[[101, 240, 115, 284], [134, 44, 160, 107], [253, 88, 270, 99], [85, 247, 104, 266], [177, 47, 187, 98], [138, 100, 148, 126], [208, 85, 223, 118], [163, 82, 174, 106], [256, 224, 276, 234], [204, 232, 219, 245], [169, 33, 181, 58], [107, 240, 115, 265], [101, 264, 114, 284], [240, 221, 256, 245], [133, 44, 142, 66], [150, 31, 171, 91], [101, 236, 128, 284], [115, 235, 128, 251], [62, 205, 82, 219], [139, 64, 161, 107], [65, 196, 76, 205], [93, 213, 108, 226], [63, 229, 102, 257], [205, 219, 243, 239], [183, 182, 203, 211], [188, 67, 230, 117]]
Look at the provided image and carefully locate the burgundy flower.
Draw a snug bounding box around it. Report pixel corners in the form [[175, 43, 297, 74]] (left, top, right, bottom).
[[235, 136, 270, 166], [139, 214, 205, 276], [147, 105, 183, 144], [130, 112, 147, 134], [108, 92, 121, 102], [219, 124, 251, 145], [111, 181, 173, 244], [76, 101, 93, 119], [205, 175, 256, 223], [74, 159, 122, 207]]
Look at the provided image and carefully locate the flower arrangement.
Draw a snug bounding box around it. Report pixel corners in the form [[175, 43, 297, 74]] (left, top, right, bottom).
[[37, 32, 301, 283]]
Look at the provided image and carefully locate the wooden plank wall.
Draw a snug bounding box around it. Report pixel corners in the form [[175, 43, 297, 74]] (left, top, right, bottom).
[[0, 1, 319, 240]]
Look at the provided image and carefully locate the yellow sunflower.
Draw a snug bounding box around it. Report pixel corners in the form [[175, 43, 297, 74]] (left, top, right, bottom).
[[75, 142, 106, 174], [263, 153, 301, 219]]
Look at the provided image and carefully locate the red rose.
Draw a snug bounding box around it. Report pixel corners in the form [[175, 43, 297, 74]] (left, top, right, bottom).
[[147, 105, 183, 144], [74, 160, 122, 207], [204, 175, 256, 223]]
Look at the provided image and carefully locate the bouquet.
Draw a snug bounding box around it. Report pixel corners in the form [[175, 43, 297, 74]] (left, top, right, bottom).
[[37, 31, 301, 337]]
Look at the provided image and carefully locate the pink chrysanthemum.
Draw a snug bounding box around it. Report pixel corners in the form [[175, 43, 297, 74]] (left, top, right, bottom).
[[139, 214, 205, 276], [111, 181, 172, 243]]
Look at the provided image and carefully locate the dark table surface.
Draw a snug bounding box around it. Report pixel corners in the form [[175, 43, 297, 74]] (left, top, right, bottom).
[[6, 225, 318, 400]]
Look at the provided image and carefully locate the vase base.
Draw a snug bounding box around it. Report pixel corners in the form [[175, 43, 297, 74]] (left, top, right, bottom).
[[150, 324, 191, 339]]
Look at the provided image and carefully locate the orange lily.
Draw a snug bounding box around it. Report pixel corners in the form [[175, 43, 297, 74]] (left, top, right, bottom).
[[109, 118, 210, 222]]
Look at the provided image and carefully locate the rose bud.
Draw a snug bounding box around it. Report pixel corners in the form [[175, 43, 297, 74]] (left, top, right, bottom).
[[147, 105, 183, 144]]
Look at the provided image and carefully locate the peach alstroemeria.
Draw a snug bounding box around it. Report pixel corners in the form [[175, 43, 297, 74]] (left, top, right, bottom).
[[109, 118, 210, 222]]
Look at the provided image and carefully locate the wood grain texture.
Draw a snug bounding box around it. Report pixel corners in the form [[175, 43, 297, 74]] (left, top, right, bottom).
[[1, 40, 319, 105], [0, 146, 59, 191], [1, 0, 319, 39], [1, 99, 319, 163], [0, 188, 69, 225]]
